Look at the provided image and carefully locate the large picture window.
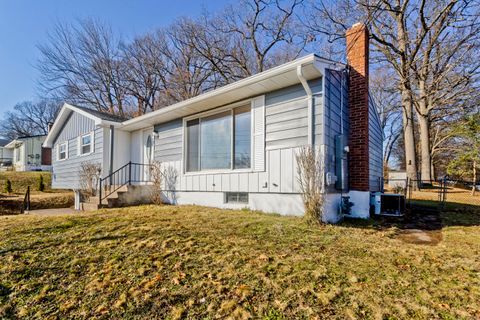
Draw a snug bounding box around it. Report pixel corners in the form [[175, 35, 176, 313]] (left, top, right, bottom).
[[186, 105, 251, 172]]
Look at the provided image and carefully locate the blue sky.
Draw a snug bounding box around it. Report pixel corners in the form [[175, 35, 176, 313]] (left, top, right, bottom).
[[0, 0, 231, 115]]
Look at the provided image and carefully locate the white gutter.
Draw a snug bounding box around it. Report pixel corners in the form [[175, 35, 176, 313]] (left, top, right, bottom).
[[297, 65, 315, 146], [122, 54, 322, 130]]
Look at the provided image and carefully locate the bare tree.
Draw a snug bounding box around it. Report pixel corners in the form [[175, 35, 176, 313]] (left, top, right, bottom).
[[408, 0, 480, 181], [38, 19, 129, 115], [171, 0, 308, 85], [308, 0, 480, 186], [217, 0, 307, 74], [160, 22, 221, 104], [120, 33, 168, 115], [307, 0, 420, 185], [0, 99, 61, 140], [370, 68, 402, 170]]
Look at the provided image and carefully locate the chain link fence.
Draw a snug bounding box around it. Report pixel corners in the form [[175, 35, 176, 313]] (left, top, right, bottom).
[[383, 177, 480, 210]]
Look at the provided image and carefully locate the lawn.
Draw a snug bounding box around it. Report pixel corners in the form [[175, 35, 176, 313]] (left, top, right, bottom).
[[0, 171, 53, 193], [0, 171, 73, 215], [0, 205, 479, 319]]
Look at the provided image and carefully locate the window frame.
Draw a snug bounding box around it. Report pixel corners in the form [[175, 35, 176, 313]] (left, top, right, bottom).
[[57, 142, 68, 161], [183, 99, 253, 175], [79, 132, 93, 156]]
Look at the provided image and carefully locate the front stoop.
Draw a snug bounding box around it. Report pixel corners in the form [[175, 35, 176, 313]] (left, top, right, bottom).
[[80, 185, 155, 211]]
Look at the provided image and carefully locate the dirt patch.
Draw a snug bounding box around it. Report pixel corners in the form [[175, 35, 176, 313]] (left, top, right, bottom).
[[396, 228, 443, 245], [395, 205, 444, 245]]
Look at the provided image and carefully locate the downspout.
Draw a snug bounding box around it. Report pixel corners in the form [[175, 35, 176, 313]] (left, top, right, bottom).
[[109, 125, 114, 185], [296, 65, 314, 146]]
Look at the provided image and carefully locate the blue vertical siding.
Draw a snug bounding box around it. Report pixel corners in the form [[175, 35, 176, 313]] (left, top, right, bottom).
[[368, 96, 383, 191]]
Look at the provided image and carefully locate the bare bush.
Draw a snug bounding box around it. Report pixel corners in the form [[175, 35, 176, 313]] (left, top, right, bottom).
[[296, 146, 325, 224], [79, 162, 101, 197], [149, 161, 163, 205]]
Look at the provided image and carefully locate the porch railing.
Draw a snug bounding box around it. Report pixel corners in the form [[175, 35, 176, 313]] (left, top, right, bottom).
[[98, 162, 153, 203], [20, 186, 30, 213]]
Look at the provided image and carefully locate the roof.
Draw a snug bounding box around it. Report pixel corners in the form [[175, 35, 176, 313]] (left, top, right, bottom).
[[17, 134, 47, 139], [44, 54, 344, 146], [43, 103, 127, 147], [72, 105, 129, 122], [121, 54, 341, 131], [4, 135, 47, 148]]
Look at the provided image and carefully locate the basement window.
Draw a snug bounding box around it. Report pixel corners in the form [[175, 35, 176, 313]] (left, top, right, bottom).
[[225, 192, 249, 204]]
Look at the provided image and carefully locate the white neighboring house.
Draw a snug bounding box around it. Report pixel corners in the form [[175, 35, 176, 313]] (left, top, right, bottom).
[[0, 138, 14, 169], [4, 135, 52, 172], [43, 24, 383, 222]]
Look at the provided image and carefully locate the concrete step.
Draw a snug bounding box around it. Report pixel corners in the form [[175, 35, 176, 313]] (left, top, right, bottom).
[[82, 184, 154, 210], [81, 202, 101, 211]]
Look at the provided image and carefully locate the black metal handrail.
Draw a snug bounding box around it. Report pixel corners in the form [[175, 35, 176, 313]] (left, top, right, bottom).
[[98, 162, 154, 203], [20, 186, 30, 214]]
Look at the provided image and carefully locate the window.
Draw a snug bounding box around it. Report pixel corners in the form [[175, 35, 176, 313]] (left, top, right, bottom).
[[225, 192, 249, 204], [58, 143, 67, 160], [80, 133, 92, 155], [234, 106, 251, 169], [186, 105, 251, 172]]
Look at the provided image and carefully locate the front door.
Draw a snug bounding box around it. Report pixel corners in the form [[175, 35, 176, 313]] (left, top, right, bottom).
[[143, 129, 154, 181]]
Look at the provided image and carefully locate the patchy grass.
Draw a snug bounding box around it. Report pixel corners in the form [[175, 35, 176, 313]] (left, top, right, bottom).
[[0, 205, 479, 319], [0, 171, 53, 194], [0, 192, 74, 215], [0, 171, 73, 215], [411, 186, 480, 207]]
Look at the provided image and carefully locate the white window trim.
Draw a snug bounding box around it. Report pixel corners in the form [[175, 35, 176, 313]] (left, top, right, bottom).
[[78, 132, 94, 157], [57, 141, 68, 161], [183, 99, 253, 175]]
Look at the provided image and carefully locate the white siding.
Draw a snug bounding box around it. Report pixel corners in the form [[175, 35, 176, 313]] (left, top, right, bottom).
[[52, 127, 104, 189], [51, 111, 107, 189], [145, 77, 329, 216], [252, 95, 266, 171]]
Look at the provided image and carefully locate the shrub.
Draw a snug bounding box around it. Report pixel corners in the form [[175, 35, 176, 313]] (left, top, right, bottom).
[[37, 175, 45, 192], [149, 161, 163, 205], [295, 146, 325, 225], [79, 162, 101, 197], [393, 185, 405, 194], [4, 180, 12, 193]]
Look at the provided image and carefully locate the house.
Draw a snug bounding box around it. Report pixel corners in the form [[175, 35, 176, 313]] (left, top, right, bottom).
[[4, 135, 52, 172], [0, 138, 13, 167], [43, 23, 382, 222], [387, 170, 407, 189], [0, 138, 13, 168]]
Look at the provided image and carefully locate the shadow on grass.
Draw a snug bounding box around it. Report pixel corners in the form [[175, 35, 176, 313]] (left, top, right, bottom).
[[0, 283, 11, 297], [0, 234, 128, 256], [341, 200, 480, 231]]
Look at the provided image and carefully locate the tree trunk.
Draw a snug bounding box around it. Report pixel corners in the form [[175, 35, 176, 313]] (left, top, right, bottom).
[[418, 115, 432, 182], [401, 89, 418, 189], [431, 159, 436, 181]]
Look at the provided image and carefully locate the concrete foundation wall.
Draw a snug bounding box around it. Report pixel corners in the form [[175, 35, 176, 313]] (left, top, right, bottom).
[[116, 185, 155, 206]]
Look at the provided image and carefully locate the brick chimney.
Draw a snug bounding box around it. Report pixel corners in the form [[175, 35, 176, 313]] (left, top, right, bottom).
[[346, 23, 370, 191]]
